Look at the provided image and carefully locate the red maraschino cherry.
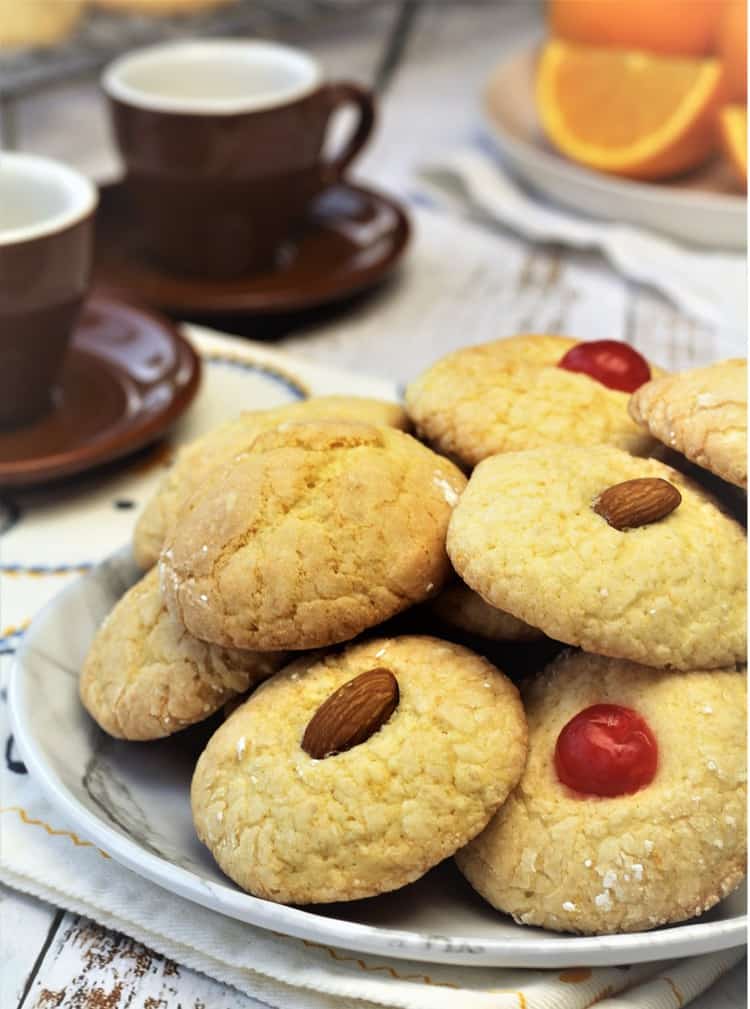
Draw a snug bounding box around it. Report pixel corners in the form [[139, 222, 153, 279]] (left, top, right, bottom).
[[555, 704, 658, 798], [558, 340, 651, 393]]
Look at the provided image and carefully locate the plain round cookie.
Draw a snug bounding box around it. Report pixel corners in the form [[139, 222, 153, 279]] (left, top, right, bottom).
[[431, 581, 542, 642], [134, 396, 410, 569], [447, 445, 746, 669], [162, 420, 467, 650], [191, 635, 528, 903], [91, 0, 232, 12], [405, 335, 659, 468], [0, 0, 84, 46], [456, 651, 747, 934], [629, 359, 747, 489], [80, 568, 285, 740]]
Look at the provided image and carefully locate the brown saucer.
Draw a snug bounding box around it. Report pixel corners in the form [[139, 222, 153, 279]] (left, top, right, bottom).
[[0, 295, 201, 488], [93, 181, 411, 316]]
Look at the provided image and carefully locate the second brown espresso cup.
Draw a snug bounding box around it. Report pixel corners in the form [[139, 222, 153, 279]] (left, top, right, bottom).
[[0, 153, 97, 428], [102, 40, 376, 279]]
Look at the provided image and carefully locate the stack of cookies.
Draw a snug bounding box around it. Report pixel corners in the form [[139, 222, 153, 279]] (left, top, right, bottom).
[[80, 340, 747, 936]]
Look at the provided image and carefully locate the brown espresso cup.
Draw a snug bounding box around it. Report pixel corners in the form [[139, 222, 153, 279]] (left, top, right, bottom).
[[102, 40, 376, 279], [0, 153, 97, 428]]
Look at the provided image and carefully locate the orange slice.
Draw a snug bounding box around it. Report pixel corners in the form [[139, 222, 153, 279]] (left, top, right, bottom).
[[719, 104, 747, 185], [536, 40, 725, 180]]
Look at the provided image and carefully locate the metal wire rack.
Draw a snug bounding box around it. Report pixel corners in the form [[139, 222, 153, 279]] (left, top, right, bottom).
[[0, 0, 420, 146]]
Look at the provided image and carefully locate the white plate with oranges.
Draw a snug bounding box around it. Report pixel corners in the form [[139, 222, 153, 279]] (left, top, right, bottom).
[[483, 0, 746, 250]]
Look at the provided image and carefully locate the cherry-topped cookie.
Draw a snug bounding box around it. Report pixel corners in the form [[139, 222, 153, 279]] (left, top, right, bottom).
[[404, 334, 660, 468], [456, 650, 747, 935], [554, 703, 658, 798]]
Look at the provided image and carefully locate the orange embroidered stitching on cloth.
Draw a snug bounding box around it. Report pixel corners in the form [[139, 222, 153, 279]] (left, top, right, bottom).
[[299, 938, 461, 988], [1, 806, 110, 859], [1, 620, 30, 639], [1, 564, 92, 577]]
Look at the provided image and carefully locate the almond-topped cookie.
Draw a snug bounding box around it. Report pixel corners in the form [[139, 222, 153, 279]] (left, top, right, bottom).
[[456, 651, 747, 934], [629, 359, 747, 489], [161, 420, 466, 651], [134, 396, 411, 569], [405, 335, 661, 469], [191, 636, 527, 904], [447, 445, 746, 669], [80, 568, 285, 740]]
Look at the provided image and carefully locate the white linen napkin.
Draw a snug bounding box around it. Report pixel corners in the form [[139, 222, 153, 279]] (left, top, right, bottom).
[[0, 329, 745, 1009], [418, 147, 747, 340], [0, 782, 743, 1009]]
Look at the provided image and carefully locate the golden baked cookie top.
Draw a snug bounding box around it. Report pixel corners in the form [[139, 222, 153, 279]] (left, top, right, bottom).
[[405, 335, 659, 468], [133, 395, 410, 569], [457, 650, 747, 935], [0, 0, 84, 46], [80, 567, 284, 741], [630, 359, 747, 489], [191, 635, 528, 904], [161, 420, 466, 650], [447, 445, 746, 670]]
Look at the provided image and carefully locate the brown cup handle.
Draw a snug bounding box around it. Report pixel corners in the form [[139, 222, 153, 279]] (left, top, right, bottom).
[[321, 81, 376, 182]]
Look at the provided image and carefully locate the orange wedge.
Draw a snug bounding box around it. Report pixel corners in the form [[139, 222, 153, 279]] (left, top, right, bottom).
[[719, 104, 747, 185], [537, 40, 726, 180]]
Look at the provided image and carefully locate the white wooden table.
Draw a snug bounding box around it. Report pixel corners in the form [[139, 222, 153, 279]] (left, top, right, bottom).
[[2, 4, 746, 1006]]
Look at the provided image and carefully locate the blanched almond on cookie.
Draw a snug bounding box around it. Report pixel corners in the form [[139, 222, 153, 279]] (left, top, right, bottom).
[[593, 477, 681, 530], [301, 667, 399, 759]]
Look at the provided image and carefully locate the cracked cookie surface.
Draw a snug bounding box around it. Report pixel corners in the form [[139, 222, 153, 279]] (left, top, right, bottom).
[[405, 335, 659, 468], [456, 651, 747, 934], [80, 567, 285, 740], [629, 359, 747, 489], [447, 445, 746, 669], [134, 396, 410, 569], [161, 421, 467, 650], [191, 635, 527, 903]]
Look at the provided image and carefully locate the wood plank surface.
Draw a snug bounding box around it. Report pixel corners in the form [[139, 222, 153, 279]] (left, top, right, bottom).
[[1, 884, 61, 1008], [18, 913, 271, 1009]]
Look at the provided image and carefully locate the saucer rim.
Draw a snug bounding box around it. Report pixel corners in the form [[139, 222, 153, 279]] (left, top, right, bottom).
[[0, 294, 201, 488], [94, 180, 412, 316]]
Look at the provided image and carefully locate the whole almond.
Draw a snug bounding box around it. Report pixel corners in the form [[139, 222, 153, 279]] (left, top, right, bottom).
[[301, 667, 399, 759], [593, 477, 682, 530]]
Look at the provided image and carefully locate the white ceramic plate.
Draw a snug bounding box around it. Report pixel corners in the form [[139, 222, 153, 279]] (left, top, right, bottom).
[[483, 45, 747, 250], [10, 547, 746, 967]]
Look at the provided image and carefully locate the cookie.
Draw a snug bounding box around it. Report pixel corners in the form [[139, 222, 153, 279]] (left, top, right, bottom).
[[431, 581, 542, 642], [405, 335, 659, 469], [0, 0, 84, 46], [191, 635, 528, 903], [629, 359, 747, 489], [456, 650, 747, 934], [80, 568, 285, 741], [447, 445, 746, 669], [91, 0, 233, 13], [134, 396, 410, 569], [161, 421, 466, 650]]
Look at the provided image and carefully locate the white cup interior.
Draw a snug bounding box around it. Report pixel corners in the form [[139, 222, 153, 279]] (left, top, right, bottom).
[[102, 40, 321, 116], [0, 153, 97, 246]]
